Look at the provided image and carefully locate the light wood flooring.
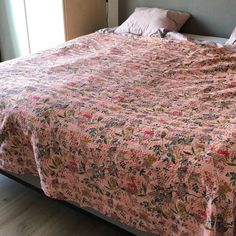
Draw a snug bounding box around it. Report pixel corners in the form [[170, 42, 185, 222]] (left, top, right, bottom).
[[0, 174, 133, 236]]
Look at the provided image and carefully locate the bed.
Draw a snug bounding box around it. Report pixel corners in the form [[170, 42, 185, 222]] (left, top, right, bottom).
[[0, 1, 236, 236]]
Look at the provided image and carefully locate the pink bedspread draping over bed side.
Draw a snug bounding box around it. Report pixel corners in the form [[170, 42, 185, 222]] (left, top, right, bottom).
[[0, 32, 235, 235]]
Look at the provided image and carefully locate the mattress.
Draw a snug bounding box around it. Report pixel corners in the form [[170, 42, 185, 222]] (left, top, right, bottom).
[[0, 32, 236, 236]]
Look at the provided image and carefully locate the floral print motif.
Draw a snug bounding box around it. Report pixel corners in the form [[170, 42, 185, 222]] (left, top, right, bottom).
[[0, 32, 236, 235]]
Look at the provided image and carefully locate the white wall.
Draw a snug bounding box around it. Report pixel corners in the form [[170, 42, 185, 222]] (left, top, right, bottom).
[[0, 0, 30, 61]]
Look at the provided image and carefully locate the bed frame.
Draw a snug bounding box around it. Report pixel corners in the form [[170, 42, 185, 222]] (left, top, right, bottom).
[[0, 169, 157, 236], [1, 0, 236, 235]]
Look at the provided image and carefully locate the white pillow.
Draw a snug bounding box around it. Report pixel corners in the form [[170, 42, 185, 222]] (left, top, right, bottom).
[[225, 26, 236, 45], [115, 7, 190, 37]]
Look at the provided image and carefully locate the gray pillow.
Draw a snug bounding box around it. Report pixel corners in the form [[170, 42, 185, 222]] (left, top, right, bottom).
[[115, 7, 190, 37]]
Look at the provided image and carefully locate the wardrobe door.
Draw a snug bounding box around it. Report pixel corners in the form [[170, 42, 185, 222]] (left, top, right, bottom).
[[25, 0, 65, 53], [63, 0, 107, 40]]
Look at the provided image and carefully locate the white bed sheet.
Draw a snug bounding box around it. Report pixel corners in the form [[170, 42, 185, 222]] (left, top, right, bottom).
[[183, 33, 228, 44], [99, 28, 229, 45]]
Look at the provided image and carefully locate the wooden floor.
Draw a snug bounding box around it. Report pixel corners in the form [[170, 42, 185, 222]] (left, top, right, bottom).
[[0, 174, 133, 236]]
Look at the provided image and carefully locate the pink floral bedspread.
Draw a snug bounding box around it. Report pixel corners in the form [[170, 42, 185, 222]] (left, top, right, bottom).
[[0, 32, 236, 235]]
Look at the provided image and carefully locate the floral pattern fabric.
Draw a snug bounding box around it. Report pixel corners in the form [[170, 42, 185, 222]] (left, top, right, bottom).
[[0, 32, 236, 235]]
